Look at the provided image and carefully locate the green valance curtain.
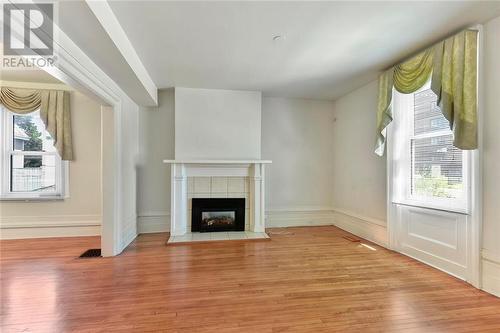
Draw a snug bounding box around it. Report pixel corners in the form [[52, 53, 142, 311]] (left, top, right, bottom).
[[0, 87, 73, 160], [375, 29, 478, 156]]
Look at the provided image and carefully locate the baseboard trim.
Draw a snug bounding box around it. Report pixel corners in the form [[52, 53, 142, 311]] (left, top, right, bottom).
[[332, 208, 386, 227], [482, 249, 500, 297], [119, 214, 138, 253], [136, 208, 387, 248], [482, 249, 500, 265], [331, 209, 388, 248], [265, 209, 334, 228], [0, 215, 101, 228], [138, 209, 336, 232], [138, 212, 170, 234], [0, 215, 101, 239], [266, 206, 336, 213]]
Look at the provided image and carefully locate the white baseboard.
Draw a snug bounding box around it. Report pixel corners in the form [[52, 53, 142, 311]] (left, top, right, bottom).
[[138, 209, 335, 233], [265, 208, 334, 228], [138, 211, 170, 233], [136, 208, 387, 250], [0, 215, 101, 239], [119, 214, 138, 253], [331, 208, 388, 248], [482, 249, 500, 297]]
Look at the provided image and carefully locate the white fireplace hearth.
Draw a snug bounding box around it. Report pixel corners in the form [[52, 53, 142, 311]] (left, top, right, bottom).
[[163, 160, 271, 243]]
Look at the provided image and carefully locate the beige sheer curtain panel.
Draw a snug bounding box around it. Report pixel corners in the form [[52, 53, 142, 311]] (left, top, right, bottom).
[[375, 29, 478, 156], [0, 87, 73, 160]]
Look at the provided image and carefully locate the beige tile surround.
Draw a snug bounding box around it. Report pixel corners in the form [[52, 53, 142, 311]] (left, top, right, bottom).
[[187, 176, 250, 231]]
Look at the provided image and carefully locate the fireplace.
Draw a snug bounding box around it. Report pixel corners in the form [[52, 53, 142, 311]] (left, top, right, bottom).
[[191, 198, 245, 232], [163, 160, 270, 237]]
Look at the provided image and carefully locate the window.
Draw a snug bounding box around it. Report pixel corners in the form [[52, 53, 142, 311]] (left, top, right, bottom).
[[1, 107, 68, 200], [391, 83, 469, 213]]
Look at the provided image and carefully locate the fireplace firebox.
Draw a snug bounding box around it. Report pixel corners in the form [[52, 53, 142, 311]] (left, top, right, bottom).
[[191, 198, 245, 232]]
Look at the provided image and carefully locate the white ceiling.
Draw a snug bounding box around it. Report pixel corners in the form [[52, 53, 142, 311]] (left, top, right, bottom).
[[43, 1, 500, 104], [105, 1, 500, 100]]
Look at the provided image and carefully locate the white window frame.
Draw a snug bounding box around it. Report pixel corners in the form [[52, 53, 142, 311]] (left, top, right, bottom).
[[0, 106, 69, 200], [391, 84, 471, 214]]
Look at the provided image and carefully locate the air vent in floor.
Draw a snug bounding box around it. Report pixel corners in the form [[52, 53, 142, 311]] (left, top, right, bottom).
[[79, 249, 101, 258], [342, 235, 361, 242]]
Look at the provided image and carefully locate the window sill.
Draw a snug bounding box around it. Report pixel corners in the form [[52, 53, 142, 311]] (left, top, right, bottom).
[[392, 200, 469, 215], [0, 195, 67, 202]]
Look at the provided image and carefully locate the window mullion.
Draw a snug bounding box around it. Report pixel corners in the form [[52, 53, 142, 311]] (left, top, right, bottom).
[[9, 151, 54, 156]]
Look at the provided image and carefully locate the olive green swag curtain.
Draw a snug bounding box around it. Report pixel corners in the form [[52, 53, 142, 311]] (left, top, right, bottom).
[[375, 29, 478, 156], [0, 87, 73, 160]]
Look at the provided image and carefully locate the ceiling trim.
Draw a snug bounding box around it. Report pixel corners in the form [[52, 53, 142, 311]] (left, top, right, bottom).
[[85, 0, 158, 105], [0, 80, 73, 91]]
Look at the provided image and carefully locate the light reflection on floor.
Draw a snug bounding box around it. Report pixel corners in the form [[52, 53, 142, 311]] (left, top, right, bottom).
[[5, 263, 59, 332]]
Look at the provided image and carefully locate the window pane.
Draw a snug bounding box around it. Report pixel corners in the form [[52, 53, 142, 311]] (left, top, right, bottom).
[[11, 154, 56, 192], [13, 111, 56, 152], [411, 134, 463, 199], [414, 90, 450, 135]]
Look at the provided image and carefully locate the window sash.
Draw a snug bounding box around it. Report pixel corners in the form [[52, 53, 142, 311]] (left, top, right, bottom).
[[407, 95, 468, 207], [391, 88, 470, 214], [1, 107, 66, 200], [407, 154, 469, 213], [7, 151, 62, 195]]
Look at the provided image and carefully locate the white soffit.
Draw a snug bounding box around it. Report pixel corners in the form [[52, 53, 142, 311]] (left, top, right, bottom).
[[85, 0, 157, 105], [57, 1, 158, 106]]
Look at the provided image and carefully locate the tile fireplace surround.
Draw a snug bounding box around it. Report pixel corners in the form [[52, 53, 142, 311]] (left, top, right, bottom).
[[162, 160, 272, 244]]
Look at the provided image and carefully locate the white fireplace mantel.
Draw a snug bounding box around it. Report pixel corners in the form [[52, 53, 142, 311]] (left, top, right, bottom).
[[163, 160, 271, 236]]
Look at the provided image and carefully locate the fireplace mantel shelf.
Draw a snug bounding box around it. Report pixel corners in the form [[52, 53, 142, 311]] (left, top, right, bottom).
[[163, 159, 272, 164]]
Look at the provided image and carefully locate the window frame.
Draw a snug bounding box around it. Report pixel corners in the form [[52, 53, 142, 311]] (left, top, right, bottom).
[[391, 85, 471, 214], [0, 106, 69, 201]]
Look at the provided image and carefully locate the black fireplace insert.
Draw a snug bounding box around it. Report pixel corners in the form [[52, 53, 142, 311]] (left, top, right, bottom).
[[191, 198, 245, 232]]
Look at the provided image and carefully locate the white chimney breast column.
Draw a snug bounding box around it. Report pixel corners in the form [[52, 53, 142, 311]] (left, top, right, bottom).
[[174, 88, 262, 160], [249, 163, 265, 233], [170, 163, 188, 236], [168, 88, 268, 238]]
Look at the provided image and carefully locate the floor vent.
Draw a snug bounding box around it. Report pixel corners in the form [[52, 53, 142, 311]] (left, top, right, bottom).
[[342, 235, 361, 242], [79, 249, 101, 258], [267, 230, 295, 236]]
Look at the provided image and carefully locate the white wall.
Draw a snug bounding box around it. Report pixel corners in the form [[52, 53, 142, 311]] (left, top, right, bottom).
[[118, 96, 140, 248], [482, 15, 500, 297], [137, 89, 174, 233], [262, 97, 336, 228], [327, 16, 500, 294], [262, 97, 334, 210], [330, 80, 388, 245], [137, 92, 337, 232], [0, 90, 102, 239], [174, 87, 262, 160], [100, 94, 140, 255], [331, 80, 386, 222]]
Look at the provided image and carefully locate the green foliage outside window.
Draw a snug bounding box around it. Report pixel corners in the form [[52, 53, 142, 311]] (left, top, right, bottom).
[[414, 175, 463, 198], [14, 116, 43, 168]]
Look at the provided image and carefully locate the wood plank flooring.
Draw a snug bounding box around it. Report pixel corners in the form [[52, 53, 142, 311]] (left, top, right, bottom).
[[1, 226, 500, 332]]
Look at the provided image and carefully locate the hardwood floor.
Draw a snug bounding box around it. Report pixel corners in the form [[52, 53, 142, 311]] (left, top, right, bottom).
[[1, 226, 500, 333]]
